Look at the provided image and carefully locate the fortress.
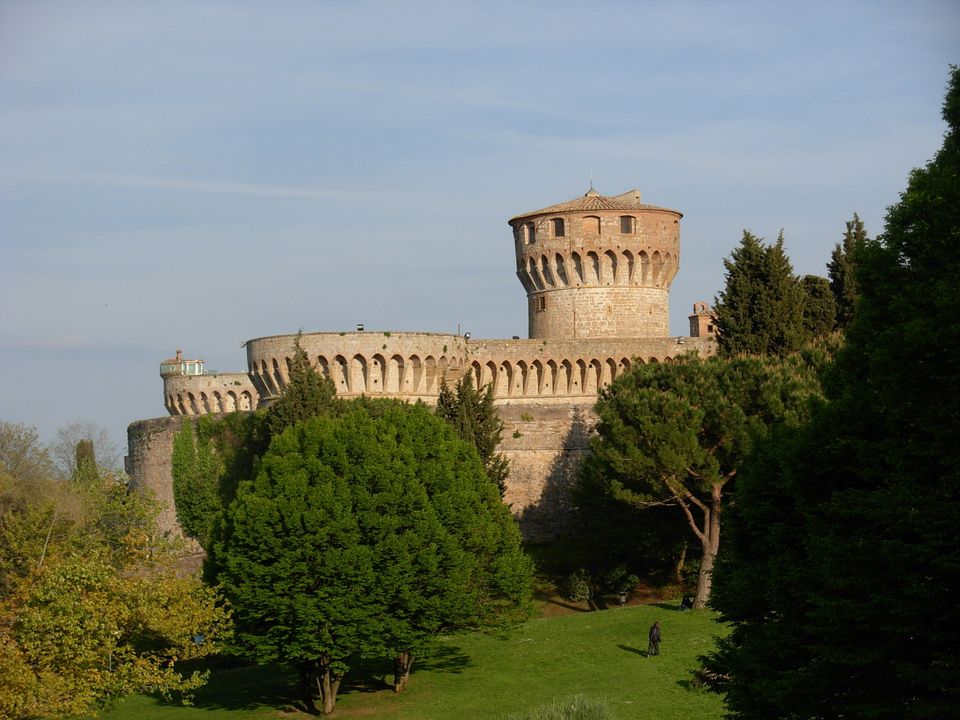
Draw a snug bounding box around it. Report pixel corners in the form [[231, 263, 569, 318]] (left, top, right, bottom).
[[126, 187, 716, 540]]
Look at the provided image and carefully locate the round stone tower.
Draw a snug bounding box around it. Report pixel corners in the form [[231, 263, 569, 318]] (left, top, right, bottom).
[[508, 188, 682, 339]]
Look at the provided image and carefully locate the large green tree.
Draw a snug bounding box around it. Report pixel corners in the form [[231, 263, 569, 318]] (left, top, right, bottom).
[[211, 400, 532, 714], [580, 354, 823, 608], [436, 374, 510, 497], [714, 231, 806, 357], [706, 67, 960, 719]]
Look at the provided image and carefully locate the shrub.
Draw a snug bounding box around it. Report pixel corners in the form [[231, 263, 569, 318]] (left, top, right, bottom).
[[563, 568, 592, 603]]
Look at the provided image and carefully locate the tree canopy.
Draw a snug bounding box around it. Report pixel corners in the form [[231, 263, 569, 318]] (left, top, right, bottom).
[[706, 66, 960, 719], [580, 353, 823, 608], [0, 421, 231, 719], [210, 400, 532, 714]]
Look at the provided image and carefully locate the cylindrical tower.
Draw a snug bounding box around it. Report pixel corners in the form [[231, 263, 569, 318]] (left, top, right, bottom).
[[508, 188, 682, 339]]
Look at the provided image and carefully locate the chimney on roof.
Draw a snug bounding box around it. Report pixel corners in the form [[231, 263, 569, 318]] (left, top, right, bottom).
[[176, 349, 182, 361], [612, 189, 643, 206]]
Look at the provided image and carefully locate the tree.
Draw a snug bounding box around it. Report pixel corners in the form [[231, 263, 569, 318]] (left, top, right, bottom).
[[827, 213, 869, 329], [0, 421, 58, 485], [211, 400, 532, 714], [171, 335, 337, 551], [436, 374, 510, 497], [713, 231, 806, 357], [0, 425, 231, 719], [264, 333, 338, 438], [49, 420, 119, 477], [581, 354, 822, 608], [706, 67, 960, 718], [799, 274, 837, 339]]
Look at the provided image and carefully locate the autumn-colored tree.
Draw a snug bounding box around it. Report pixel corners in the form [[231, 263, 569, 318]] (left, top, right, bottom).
[[0, 421, 231, 719]]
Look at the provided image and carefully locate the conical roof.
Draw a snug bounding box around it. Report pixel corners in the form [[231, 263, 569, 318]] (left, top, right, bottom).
[[509, 188, 681, 223]]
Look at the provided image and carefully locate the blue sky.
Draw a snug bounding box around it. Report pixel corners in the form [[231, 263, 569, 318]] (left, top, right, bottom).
[[1, 0, 957, 458]]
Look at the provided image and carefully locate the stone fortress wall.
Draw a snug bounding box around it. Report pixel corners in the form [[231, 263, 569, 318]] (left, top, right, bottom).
[[128, 188, 716, 541]]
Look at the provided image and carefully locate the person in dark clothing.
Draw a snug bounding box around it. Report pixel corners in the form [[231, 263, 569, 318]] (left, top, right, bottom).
[[647, 620, 661, 656], [680, 594, 693, 611]]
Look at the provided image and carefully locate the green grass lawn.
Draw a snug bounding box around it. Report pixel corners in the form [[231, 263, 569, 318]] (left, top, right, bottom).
[[103, 602, 726, 719]]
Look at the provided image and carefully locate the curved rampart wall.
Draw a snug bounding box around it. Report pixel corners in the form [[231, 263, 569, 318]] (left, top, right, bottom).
[[239, 331, 714, 406], [511, 206, 680, 339], [163, 372, 258, 417], [244, 332, 468, 404]]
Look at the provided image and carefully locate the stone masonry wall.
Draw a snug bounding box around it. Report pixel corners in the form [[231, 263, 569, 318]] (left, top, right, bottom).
[[126, 416, 190, 542]]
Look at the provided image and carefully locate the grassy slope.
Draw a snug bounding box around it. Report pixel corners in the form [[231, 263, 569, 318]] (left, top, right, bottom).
[[104, 602, 726, 719]]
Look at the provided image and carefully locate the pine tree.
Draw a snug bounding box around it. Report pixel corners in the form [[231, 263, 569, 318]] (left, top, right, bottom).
[[827, 213, 869, 329]]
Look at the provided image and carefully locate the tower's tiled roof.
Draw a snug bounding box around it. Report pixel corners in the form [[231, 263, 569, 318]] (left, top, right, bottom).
[[509, 188, 681, 223]]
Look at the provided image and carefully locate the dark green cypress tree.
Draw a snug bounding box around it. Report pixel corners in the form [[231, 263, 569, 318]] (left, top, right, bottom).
[[707, 66, 960, 719], [799, 274, 837, 339], [436, 374, 509, 498], [714, 231, 805, 357], [265, 333, 338, 437], [827, 213, 869, 329]]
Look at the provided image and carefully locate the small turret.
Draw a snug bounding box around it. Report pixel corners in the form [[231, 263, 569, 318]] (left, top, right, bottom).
[[688, 302, 716, 338], [160, 349, 205, 377]]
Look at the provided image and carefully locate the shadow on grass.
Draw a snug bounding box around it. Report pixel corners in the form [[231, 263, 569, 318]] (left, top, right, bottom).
[[617, 644, 647, 658], [340, 644, 474, 695], [176, 658, 302, 713], [159, 645, 474, 713]]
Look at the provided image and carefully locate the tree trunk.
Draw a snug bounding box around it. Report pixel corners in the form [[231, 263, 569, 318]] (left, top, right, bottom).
[[692, 484, 723, 609], [393, 651, 415, 693], [693, 543, 716, 609], [673, 542, 687, 585], [315, 655, 343, 715]]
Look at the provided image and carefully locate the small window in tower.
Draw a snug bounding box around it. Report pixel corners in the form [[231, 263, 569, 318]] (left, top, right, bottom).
[[552, 218, 565, 237], [620, 216, 635, 234], [536, 296, 547, 312], [526, 222, 536, 244]]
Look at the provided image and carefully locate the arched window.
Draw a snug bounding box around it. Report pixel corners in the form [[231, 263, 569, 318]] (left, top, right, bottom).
[[552, 218, 565, 237]]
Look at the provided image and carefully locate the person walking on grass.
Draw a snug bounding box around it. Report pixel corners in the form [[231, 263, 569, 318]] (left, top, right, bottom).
[[648, 620, 661, 656]]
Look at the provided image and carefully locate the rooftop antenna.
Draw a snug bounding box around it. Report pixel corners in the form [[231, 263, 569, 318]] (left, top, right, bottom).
[[589, 171, 594, 191]]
